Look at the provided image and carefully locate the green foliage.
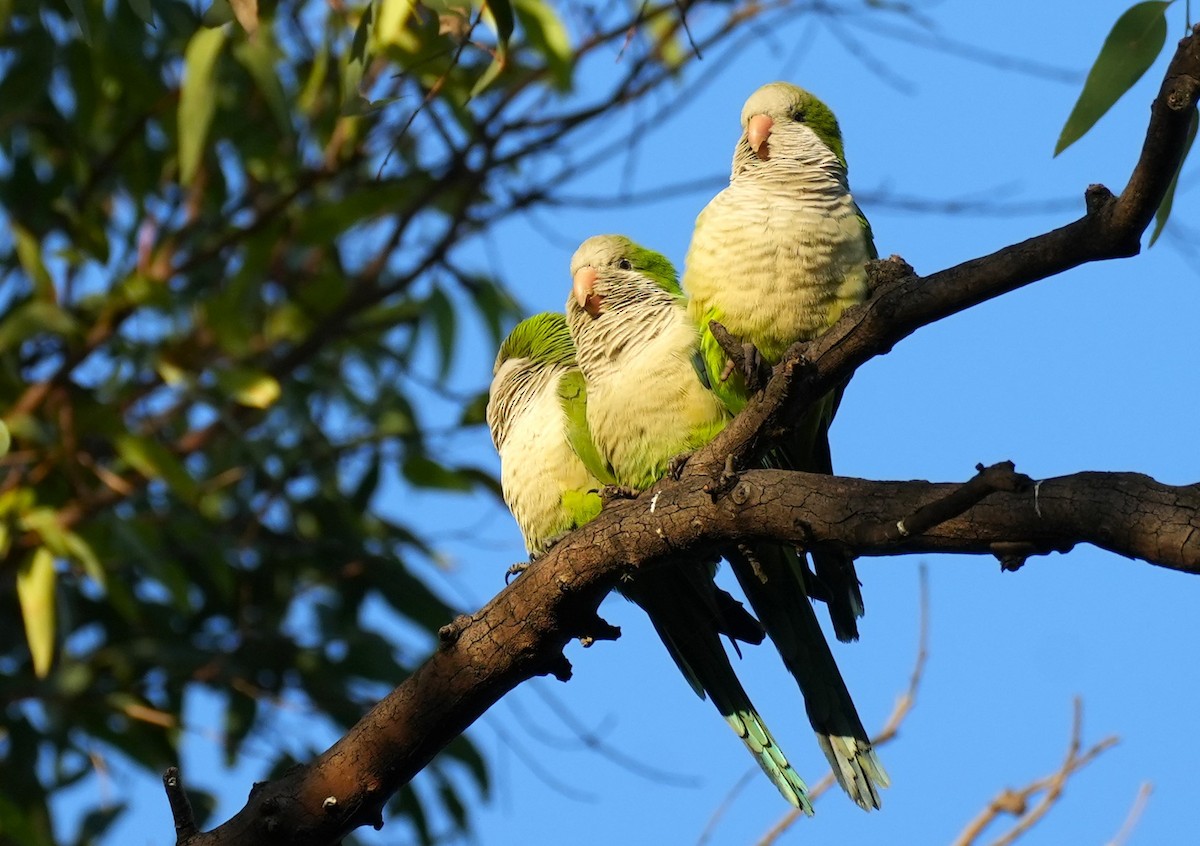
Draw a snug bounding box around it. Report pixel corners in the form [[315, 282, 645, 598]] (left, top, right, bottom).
[[179, 26, 228, 186], [16, 547, 56, 678], [1056, 1, 1172, 156], [0, 0, 732, 840], [1056, 1, 1194, 241]]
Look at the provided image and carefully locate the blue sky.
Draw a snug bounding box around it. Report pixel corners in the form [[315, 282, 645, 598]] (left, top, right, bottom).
[[79, 1, 1200, 843]]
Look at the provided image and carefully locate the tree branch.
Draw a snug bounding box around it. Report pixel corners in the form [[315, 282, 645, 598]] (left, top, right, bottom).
[[176, 23, 1200, 846]]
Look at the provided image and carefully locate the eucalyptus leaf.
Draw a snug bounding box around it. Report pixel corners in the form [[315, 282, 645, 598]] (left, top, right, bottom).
[[125, 0, 154, 26], [179, 25, 227, 185], [62, 0, 91, 43], [215, 367, 282, 409], [17, 547, 57, 678], [1055, 1, 1172, 155]]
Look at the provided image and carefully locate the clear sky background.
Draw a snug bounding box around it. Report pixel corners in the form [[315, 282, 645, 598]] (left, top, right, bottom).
[[74, 1, 1200, 843]]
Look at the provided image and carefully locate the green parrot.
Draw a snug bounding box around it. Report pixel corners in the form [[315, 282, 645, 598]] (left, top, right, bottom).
[[684, 81, 875, 643], [486, 312, 814, 811], [568, 234, 887, 811]]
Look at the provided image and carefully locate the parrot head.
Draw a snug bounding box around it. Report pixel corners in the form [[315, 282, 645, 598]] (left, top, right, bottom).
[[487, 312, 575, 450], [492, 312, 573, 375], [737, 82, 846, 171], [568, 234, 681, 322]]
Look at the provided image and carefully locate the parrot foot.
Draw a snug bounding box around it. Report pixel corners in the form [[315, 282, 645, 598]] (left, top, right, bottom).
[[599, 484, 639, 502], [578, 612, 621, 647], [740, 342, 771, 394], [703, 454, 740, 499], [505, 562, 530, 583], [667, 451, 694, 480], [707, 320, 771, 392], [736, 543, 768, 584], [526, 529, 572, 564]]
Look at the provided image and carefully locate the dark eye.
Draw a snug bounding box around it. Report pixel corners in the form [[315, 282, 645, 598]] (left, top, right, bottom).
[[792, 108, 806, 122], [617, 258, 632, 270]]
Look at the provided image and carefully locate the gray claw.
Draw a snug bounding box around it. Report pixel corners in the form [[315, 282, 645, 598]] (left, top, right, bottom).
[[599, 484, 639, 502], [742, 342, 770, 393], [667, 451, 694, 480]]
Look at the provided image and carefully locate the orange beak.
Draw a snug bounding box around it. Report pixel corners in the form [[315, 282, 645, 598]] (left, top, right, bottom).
[[573, 266, 602, 318], [747, 114, 773, 161]]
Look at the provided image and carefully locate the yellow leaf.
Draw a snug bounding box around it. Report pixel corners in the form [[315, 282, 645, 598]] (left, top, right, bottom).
[[216, 367, 281, 409], [20, 507, 70, 553], [155, 357, 189, 386], [376, 0, 419, 49], [17, 548, 57, 678]]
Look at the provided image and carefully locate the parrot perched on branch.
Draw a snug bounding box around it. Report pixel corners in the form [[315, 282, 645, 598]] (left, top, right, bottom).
[[486, 312, 814, 811], [684, 82, 875, 643], [567, 234, 887, 810]]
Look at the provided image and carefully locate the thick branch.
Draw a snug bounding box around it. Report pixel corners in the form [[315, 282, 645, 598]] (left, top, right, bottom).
[[185, 467, 1199, 844]]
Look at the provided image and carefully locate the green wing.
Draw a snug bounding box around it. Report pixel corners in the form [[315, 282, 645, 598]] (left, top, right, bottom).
[[856, 203, 878, 260], [558, 369, 616, 486], [695, 304, 751, 415]]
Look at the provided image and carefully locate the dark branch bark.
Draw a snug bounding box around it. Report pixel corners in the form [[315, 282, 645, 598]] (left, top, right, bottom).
[[179, 23, 1200, 846], [164, 767, 198, 842]]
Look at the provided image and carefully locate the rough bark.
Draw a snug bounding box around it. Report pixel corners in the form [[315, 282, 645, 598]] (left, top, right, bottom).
[[172, 23, 1200, 846]]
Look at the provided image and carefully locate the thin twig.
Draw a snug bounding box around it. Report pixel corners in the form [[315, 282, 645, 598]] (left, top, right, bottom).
[[695, 769, 758, 846], [673, 0, 702, 59], [1106, 782, 1152, 846], [949, 699, 1118, 846], [379, 10, 482, 174], [504, 683, 702, 787]]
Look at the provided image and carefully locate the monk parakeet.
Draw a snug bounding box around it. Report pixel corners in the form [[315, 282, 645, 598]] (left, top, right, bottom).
[[568, 235, 887, 811], [487, 312, 814, 811], [684, 81, 875, 643]]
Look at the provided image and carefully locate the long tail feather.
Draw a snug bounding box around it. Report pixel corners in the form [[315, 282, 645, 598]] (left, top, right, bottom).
[[620, 560, 813, 812], [774, 386, 865, 641], [726, 543, 888, 810]]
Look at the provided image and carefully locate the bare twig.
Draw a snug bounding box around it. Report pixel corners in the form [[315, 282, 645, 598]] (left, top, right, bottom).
[[1107, 782, 1153, 846], [512, 683, 703, 787], [695, 769, 757, 846], [949, 699, 1118, 846], [673, 0, 702, 59]]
